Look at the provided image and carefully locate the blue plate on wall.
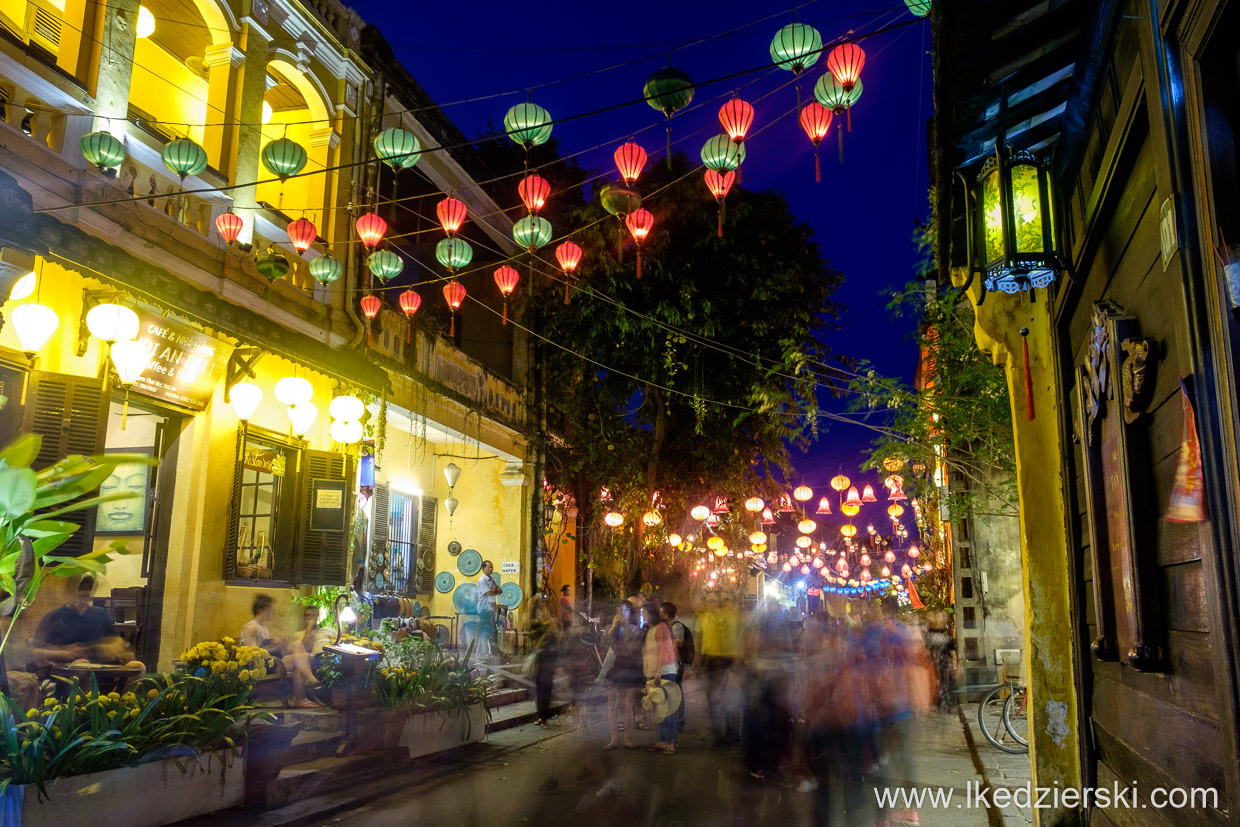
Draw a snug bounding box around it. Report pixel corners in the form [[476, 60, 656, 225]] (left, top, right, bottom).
[[412, 600, 422, 618], [434, 571, 455, 593], [457, 549, 483, 577], [499, 582, 523, 609], [453, 582, 479, 614]]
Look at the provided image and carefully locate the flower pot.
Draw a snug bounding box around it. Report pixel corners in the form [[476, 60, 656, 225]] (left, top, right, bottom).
[[397, 703, 487, 759], [1, 749, 243, 827], [331, 687, 374, 711], [354, 708, 411, 754], [244, 722, 302, 780]]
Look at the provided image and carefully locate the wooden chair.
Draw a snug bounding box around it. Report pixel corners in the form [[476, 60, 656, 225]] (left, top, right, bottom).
[[249, 659, 292, 709]]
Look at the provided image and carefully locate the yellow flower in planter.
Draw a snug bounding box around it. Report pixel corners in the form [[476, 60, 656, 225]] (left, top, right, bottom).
[[147, 688, 159, 700]]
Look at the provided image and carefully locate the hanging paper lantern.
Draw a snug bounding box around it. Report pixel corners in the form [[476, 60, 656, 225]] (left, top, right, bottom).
[[504, 101, 553, 148], [555, 240, 583, 304], [161, 137, 208, 180], [80, 131, 126, 171], [888, 503, 904, 518], [909, 545, 921, 558], [309, 254, 343, 285], [436, 197, 468, 235], [911, 459, 928, 478], [816, 496, 832, 515], [435, 237, 473, 270], [442, 281, 466, 336], [355, 213, 387, 248], [704, 169, 735, 201], [830, 474, 851, 492], [360, 294, 381, 324], [761, 507, 775, 525], [889, 484, 908, 501], [644, 66, 694, 116], [690, 505, 710, 522], [518, 175, 550, 213], [793, 485, 813, 502], [840, 524, 857, 538], [749, 531, 767, 545], [770, 22, 822, 74], [815, 74, 864, 112], [256, 247, 289, 282], [261, 137, 307, 180], [599, 182, 642, 217], [862, 484, 877, 503], [368, 249, 404, 282], [493, 265, 520, 325], [701, 134, 746, 172], [841, 503, 860, 518], [798, 519, 817, 534], [667, 533, 682, 546], [883, 456, 905, 472], [744, 497, 764, 513], [827, 44, 866, 91], [287, 217, 317, 254], [625, 209, 654, 279], [718, 98, 754, 143], [905, 0, 931, 16], [614, 142, 647, 186], [642, 510, 661, 527], [398, 288, 421, 342], [795, 536, 811, 549], [713, 498, 730, 514], [859, 553, 872, 567], [603, 510, 624, 528], [706, 536, 725, 552], [373, 127, 421, 171], [799, 102, 833, 182], [513, 216, 552, 250], [216, 210, 244, 245], [885, 474, 904, 490]]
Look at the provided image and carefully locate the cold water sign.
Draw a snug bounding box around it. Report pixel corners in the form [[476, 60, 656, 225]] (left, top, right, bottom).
[[115, 311, 234, 411]]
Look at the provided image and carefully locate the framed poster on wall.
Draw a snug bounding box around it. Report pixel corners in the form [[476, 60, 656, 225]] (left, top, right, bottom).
[[310, 479, 349, 532], [95, 447, 154, 536]]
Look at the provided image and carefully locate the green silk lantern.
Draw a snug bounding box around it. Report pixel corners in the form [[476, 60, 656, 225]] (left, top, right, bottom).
[[261, 137, 308, 180], [599, 182, 642, 217], [256, 247, 290, 282], [368, 249, 404, 282], [504, 102, 553, 149], [435, 237, 473, 271], [815, 74, 864, 111], [643, 67, 694, 116], [80, 131, 126, 172], [701, 134, 746, 172], [904, 0, 931, 16], [513, 216, 552, 250], [373, 127, 421, 171], [161, 137, 208, 180], [309, 253, 344, 285], [770, 23, 822, 74]]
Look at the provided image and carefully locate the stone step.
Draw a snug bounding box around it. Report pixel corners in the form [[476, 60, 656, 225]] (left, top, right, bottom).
[[284, 730, 345, 765], [484, 686, 529, 708], [485, 698, 568, 733], [245, 747, 409, 810]]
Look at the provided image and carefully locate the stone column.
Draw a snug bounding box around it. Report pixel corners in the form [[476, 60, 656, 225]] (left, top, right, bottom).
[[91, 0, 139, 137], [229, 18, 271, 244], [202, 43, 245, 177]]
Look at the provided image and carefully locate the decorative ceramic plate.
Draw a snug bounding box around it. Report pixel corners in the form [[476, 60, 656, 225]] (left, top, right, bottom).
[[447, 540, 462, 556], [434, 571, 455, 593], [372, 550, 386, 567], [457, 549, 482, 577], [499, 582, 524, 609], [435, 624, 450, 645], [453, 582, 479, 614], [374, 571, 386, 590], [412, 600, 422, 618]]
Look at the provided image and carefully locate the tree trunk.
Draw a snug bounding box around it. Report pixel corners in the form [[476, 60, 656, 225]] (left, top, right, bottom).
[[625, 386, 667, 595], [531, 306, 549, 597]]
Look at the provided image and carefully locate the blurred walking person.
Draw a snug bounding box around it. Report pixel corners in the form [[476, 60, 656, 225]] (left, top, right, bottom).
[[642, 602, 680, 754]]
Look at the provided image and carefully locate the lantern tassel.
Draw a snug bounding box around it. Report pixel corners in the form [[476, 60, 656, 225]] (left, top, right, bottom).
[[406, 319, 412, 344], [839, 123, 845, 164], [121, 390, 130, 431], [1021, 327, 1035, 421], [636, 249, 642, 279], [450, 313, 455, 338], [564, 280, 571, 305], [367, 320, 373, 347], [502, 300, 508, 326], [847, 102, 852, 132], [665, 124, 672, 170], [815, 149, 821, 183], [717, 205, 723, 238]]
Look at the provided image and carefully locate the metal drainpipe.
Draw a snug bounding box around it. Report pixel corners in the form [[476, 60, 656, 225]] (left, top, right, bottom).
[[343, 79, 370, 349]]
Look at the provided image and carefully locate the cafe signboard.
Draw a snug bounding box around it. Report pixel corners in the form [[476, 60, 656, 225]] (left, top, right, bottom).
[[112, 311, 234, 411]]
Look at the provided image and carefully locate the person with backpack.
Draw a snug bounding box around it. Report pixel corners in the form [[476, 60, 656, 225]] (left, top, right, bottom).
[[660, 601, 693, 734]]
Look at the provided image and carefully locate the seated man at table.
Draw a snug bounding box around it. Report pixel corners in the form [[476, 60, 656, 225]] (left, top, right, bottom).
[[32, 575, 146, 686]]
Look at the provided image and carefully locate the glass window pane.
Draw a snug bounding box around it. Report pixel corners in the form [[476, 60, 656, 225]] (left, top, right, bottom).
[[1011, 163, 1043, 254], [240, 483, 257, 515], [982, 167, 1003, 264], [255, 484, 274, 514]]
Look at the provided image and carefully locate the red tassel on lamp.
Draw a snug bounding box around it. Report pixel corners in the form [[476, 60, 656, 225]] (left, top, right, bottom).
[[704, 169, 734, 238], [443, 281, 466, 337], [493, 265, 519, 325], [555, 241, 582, 305], [398, 289, 421, 343], [626, 209, 653, 279], [799, 103, 833, 183], [360, 294, 382, 346], [1021, 327, 1035, 420]]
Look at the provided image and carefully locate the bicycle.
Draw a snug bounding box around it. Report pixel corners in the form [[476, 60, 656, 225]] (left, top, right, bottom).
[[977, 682, 1029, 754]]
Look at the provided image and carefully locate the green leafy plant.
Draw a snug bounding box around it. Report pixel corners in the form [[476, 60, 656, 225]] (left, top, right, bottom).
[[0, 434, 153, 659], [373, 638, 493, 717]]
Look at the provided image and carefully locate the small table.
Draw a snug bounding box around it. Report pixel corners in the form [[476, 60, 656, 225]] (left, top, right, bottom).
[[50, 663, 143, 695]]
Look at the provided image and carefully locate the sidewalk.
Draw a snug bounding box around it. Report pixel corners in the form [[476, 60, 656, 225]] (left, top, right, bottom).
[[960, 705, 1035, 826]]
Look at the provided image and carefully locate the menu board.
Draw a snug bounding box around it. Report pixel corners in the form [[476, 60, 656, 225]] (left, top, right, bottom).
[[113, 311, 234, 411]]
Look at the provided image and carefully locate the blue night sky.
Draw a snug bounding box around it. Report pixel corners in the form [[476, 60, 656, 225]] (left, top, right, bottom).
[[348, 0, 934, 491]]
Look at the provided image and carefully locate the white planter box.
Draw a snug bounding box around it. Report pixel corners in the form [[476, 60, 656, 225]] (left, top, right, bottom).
[[1, 749, 244, 827], [398, 703, 487, 759]]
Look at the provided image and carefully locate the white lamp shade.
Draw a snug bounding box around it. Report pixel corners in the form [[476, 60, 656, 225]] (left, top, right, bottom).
[[443, 462, 462, 489], [136, 5, 155, 37], [338, 605, 357, 625], [444, 496, 459, 516], [230, 381, 263, 420], [8, 272, 35, 301], [288, 402, 318, 436], [329, 419, 362, 444], [110, 339, 151, 385], [274, 376, 313, 406], [328, 395, 364, 422], [10, 303, 59, 353], [86, 303, 140, 343]]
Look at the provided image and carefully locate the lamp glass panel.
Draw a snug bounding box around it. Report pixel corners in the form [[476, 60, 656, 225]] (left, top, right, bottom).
[[981, 167, 1003, 264], [1010, 163, 1044, 254]]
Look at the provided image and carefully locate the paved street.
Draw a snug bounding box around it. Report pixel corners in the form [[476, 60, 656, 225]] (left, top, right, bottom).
[[315, 679, 995, 827]]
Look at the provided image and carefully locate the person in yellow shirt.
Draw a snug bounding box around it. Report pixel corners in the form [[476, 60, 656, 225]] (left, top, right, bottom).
[[697, 593, 741, 747]]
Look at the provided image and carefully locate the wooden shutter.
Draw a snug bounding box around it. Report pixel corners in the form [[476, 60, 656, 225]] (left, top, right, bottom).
[[222, 426, 245, 581], [21, 371, 108, 558], [370, 483, 390, 590], [298, 450, 351, 585], [415, 494, 437, 593]]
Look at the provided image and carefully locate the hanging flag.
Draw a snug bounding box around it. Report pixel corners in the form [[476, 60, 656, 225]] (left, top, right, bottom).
[[907, 578, 925, 609], [1163, 378, 1207, 523]]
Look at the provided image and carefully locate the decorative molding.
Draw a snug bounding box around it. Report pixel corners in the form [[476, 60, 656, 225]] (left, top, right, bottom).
[[1119, 338, 1158, 424], [203, 43, 246, 70], [239, 16, 273, 45], [309, 127, 340, 150]]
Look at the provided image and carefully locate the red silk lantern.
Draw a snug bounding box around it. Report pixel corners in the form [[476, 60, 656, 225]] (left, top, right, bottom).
[[518, 175, 550, 214], [799, 102, 834, 182], [360, 293, 382, 345], [555, 241, 582, 304], [216, 210, 244, 245], [436, 197, 467, 235], [704, 169, 734, 238], [827, 44, 865, 90], [816, 496, 832, 515], [355, 213, 387, 249], [287, 217, 317, 254], [862, 484, 877, 503], [625, 208, 653, 279], [614, 142, 647, 186], [493, 265, 519, 325], [718, 98, 754, 143], [399, 288, 421, 343], [442, 280, 466, 336]]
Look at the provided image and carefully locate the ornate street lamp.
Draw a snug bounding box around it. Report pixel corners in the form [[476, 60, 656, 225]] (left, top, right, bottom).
[[970, 146, 1062, 295]]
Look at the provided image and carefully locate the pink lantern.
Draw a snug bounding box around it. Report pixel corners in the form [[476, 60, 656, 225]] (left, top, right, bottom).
[[493, 265, 520, 325], [442, 281, 466, 336], [518, 175, 550, 214], [287, 217, 317, 254], [436, 197, 468, 235]]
